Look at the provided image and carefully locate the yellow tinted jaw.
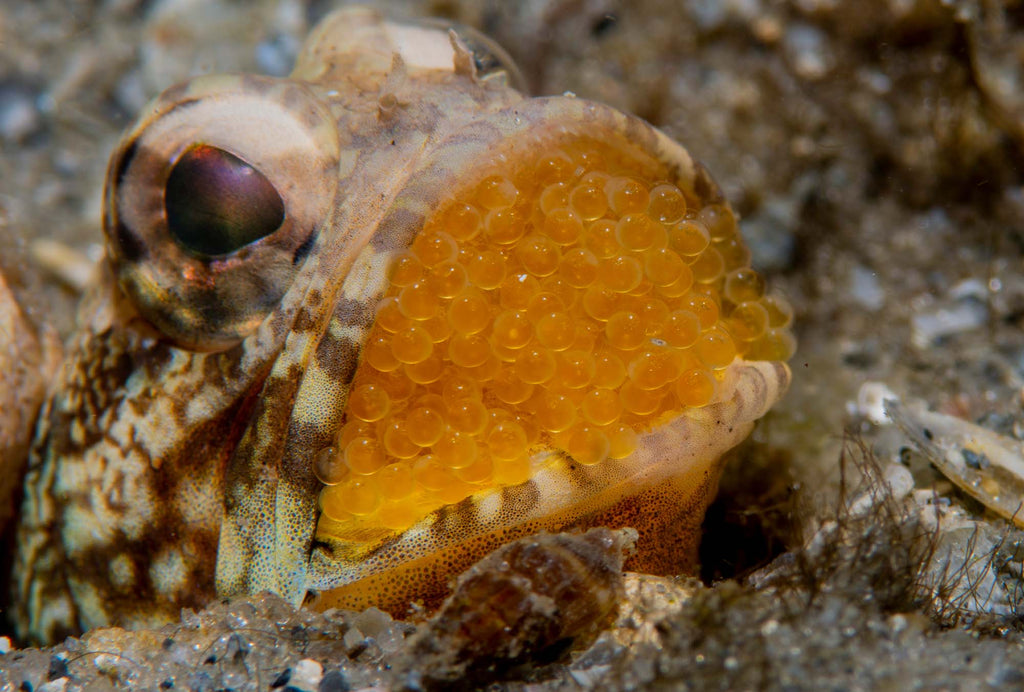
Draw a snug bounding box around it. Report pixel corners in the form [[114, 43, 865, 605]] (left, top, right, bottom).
[[315, 136, 794, 540]]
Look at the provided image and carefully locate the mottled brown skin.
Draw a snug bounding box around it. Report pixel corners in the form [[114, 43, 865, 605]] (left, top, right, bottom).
[[10, 8, 790, 644]]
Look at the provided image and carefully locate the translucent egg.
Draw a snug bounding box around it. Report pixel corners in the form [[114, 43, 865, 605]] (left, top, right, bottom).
[[389, 251, 424, 287], [534, 392, 577, 432], [403, 351, 444, 384], [644, 248, 686, 287], [447, 398, 488, 435], [724, 268, 767, 304], [492, 309, 533, 349], [364, 332, 400, 372], [568, 427, 611, 466], [313, 447, 346, 485], [676, 367, 716, 408], [536, 312, 576, 351], [582, 388, 622, 425], [695, 327, 737, 369], [476, 175, 518, 210], [543, 207, 584, 245], [344, 436, 387, 475], [569, 180, 609, 220], [669, 219, 710, 256], [586, 219, 621, 259], [697, 204, 737, 241], [398, 281, 440, 321], [514, 346, 557, 384], [332, 479, 380, 516], [377, 463, 416, 501], [434, 431, 479, 470], [448, 332, 491, 368], [347, 384, 391, 422], [391, 325, 433, 364], [605, 311, 647, 350], [592, 350, 626, 389], [484, 207, 526, 244], [383, 420, 422, 459], [560, 248, 599, 288], [448, 289, 491, 335], [602, 256, 644, 293], [437, 202, 482, 241], [558, 350, 596, 389], [607, 177, 650, 215], [430, 261, 468, 298], [412, 231, 458, 266], [729, 301, 769, 341], [539, 182, 570, 215], [466, 249, 506, 289], [376, 296, 411, 333], [536, 150, 574, 185], [647, 183, 687, 224], [405, 406, 446, 447], [487, 421, 529, 461], [616, 214, 662, 252], [605, 424, 638, 459], [517, 234, 561, 276]]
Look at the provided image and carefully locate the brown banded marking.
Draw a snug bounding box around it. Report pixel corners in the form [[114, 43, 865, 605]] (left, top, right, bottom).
[[310, 320, 368, 389], [15, 335, 248, 639], [473, 478, 545, 528]]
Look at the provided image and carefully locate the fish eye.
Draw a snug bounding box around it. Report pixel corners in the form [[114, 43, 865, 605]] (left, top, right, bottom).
[[104, 74, 339, 351], [165, 144, 285, 257]]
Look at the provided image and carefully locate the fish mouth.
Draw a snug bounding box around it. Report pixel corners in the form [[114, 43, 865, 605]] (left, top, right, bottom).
[[303, 115, 794, 613]]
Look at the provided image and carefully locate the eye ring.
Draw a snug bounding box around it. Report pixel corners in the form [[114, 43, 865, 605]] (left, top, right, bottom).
[[104, 74, 340, 351]]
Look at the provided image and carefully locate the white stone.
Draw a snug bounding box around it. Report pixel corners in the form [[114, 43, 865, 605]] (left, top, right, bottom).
[[855, 381, 898, 425], [291, 658, 324, 691]]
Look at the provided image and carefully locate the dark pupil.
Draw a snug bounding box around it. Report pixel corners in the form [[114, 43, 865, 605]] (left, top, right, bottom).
[[165, 144, 285, 256]]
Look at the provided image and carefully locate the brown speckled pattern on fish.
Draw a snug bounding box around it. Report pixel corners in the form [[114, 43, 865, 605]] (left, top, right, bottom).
[[13, 7, 791, 643]]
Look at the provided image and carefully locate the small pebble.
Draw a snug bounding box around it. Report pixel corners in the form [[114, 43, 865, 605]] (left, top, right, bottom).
[[188, 671, 214, 692], [48, 655, 69, 681], [318, 670, 350, 692], [0, 82, 41, 143], [853, 381, 897, 425], [343, 627, 366, 654], [783, 23, 832, 79], [271, 668, 292, 688], [289, 658, 324, 692], [910, 300, 987, 349], [848, 265, 884, 311], [256, 33, 299, 76]]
